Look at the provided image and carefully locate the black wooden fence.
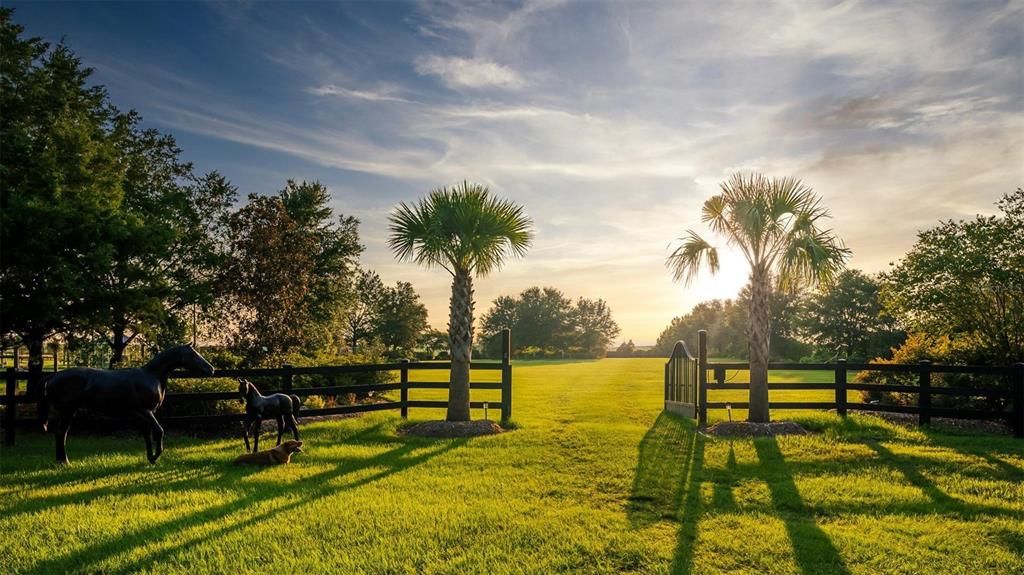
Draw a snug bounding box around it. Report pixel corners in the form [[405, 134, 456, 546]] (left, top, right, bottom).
[[665, 330, 1024, 438], [2, 330, 513, 446]]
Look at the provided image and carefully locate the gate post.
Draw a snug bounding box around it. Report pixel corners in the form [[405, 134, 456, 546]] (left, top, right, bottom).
[[501, 328, 512, 423], [918, 360, 931, 426], [835, 359, 848, 418], [664, 362, 670, 404], [698, 330, 708, 426], [399, 359, 410, 419], [282, 364, 294, 393]]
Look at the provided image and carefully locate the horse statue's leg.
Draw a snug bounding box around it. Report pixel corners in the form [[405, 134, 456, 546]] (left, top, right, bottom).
[[134, 411, 155, 462], [251, 417, 262, 453], [138, 410, 164, 464], [242, 420, 251, 453], [275, 415, 285, 446], [286, 413, 300, 441], [54, 409, 74, 465]]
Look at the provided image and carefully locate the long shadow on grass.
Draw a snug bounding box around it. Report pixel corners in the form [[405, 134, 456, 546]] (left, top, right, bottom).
[[753, 438, 852, 575], [625, 412, 706, 574], [627, 413, 694, 527], [864, 440, 1023, 521], [2, 466, 224, 520], [629, 415, 854, 575], [21, 429, 466, 575]]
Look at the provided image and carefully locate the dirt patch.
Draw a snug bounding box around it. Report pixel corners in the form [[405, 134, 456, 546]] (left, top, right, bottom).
[[401, 420, 506, 438], [704, 421, 808, 437]]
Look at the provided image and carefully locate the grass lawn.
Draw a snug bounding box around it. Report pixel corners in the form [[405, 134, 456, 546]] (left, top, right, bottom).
[[1, 358, 1022, 574]]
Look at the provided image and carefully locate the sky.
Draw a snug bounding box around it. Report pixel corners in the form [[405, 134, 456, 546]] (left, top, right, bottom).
[[10, 0, 1023, 345]]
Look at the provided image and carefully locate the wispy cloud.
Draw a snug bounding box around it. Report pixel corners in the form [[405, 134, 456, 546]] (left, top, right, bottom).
[[307, 84, 417, 104], [414, 55, 525, 89], [59, 0, 1022, 343]]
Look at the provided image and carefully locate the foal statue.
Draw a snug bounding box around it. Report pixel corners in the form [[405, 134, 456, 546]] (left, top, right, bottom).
[[238, 379, 301, 453], [42, 345, 215, 464]]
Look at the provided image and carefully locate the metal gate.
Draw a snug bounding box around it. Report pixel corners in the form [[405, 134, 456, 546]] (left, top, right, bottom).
[[664, 340, 698, 419]]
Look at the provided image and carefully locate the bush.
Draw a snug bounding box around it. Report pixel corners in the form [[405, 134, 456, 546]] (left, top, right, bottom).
[[855, 333, 1011, 410], [161, 376, 245, 418], [302, 395, 325, 410]]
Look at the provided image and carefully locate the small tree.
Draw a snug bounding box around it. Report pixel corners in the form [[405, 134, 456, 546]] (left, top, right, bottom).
[[223, 181, 362, 365], [389, 182, 532, 421], [571, 297, 620, 357], [798, 269, 904, 362], [419, 328, 449, 360], [347, 269, 385, 352], [375, 281, 429, 356], [616, 340, 636, 357], [666, 173, 849, 422]]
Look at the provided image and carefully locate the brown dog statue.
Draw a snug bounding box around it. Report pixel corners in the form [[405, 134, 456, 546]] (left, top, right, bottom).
[[233, 440, 303, 466]]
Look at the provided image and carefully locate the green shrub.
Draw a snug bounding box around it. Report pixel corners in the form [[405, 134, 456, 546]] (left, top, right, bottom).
[[161, 376, 245, 418], [855, 333, 1010, 410]]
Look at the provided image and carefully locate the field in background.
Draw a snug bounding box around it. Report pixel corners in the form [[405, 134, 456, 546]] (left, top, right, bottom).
[[1, 359, 1022, 574]]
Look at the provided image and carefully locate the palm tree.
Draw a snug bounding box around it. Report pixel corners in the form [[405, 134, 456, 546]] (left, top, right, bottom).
[[667, 173, 850, 422], [389, 182, 533, 421]]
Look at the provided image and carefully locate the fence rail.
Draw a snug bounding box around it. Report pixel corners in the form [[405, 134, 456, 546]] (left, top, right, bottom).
[[1, 330, 513, 446], [665, 330, 1024, 438]]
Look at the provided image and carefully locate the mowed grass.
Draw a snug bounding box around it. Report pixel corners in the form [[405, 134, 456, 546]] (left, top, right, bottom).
[[0, 358, 1021, 574]]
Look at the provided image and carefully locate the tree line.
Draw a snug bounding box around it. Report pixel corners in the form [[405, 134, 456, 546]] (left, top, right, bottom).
[[0, 10, 430, 376], [478, 286, 620, 359]]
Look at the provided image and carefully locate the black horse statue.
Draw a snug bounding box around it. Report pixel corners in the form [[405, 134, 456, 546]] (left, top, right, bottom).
[[238, 379, 301, 453], [42, 344, 215, 464]]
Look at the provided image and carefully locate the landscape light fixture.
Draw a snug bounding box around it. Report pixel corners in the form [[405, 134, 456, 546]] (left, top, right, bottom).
[[726, 404, 733, 422], [483, 402, 489, 421]]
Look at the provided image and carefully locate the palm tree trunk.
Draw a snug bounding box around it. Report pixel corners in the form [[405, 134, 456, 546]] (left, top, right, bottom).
[[447, 270, 474, 421], [748, 270, 771, 422]]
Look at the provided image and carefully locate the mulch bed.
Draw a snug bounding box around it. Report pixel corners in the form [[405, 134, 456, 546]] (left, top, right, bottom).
[[400, 420, 506, 438], [704, 421, 808, 437]]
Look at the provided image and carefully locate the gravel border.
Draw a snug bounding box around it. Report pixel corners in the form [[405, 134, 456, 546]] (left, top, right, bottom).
[[860, 411, 1013, 436]]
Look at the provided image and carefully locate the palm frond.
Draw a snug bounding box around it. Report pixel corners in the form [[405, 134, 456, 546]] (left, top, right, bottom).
[[666, 231, 719, 286], [672, 171, 849, 292], [388, 181, 533, 278], [777, 226, 851, 291]]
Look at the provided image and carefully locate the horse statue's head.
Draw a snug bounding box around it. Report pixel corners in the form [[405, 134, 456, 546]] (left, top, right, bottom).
[[238, 378, 255, 402], [180, 344, 215, 376]]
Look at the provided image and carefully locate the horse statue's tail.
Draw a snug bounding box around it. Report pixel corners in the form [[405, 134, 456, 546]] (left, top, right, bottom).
[[290, 395, 302, 418]]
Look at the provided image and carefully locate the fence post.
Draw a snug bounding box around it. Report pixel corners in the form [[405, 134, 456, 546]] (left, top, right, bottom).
[[698, 330, 708, 426], [835, 359, 848, 418], [715, 367, 725, 386], [501, 328, 512, 423], [4, 368, 16, 447], [664, 362, 670, 404], [918, 360, 931, 426], [400, 359, 409, 419], [282, 364, 293, 393], [1013, 363, 1023, 439]]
